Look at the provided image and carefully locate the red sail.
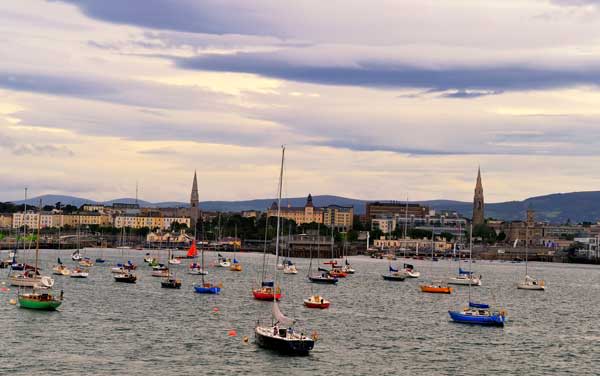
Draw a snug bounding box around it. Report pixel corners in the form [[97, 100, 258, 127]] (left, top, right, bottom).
[[186, 242, 198, 257]]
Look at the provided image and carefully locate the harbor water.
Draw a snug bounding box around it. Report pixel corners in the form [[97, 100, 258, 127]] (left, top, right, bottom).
[[0, 249, 597, 375]]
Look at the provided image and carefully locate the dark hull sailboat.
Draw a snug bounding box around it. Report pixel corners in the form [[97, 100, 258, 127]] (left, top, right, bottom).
[[254, 326, 314, 356], [114, 273, 137, 283], [161, 278, 182, 289], [308, 275, 338, 284]]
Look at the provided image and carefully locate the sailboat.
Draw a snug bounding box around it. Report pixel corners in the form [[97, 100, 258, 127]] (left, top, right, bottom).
[[308, 224, 338, 284], [113, 232, 137, 283], [188, 237, 207, 275], [253, 214, 282, 301], [76, 220, 94, 267], [382, 263, 407, 281], [230, 225, 242, 272], [52, 258, 71, 276], [517, 229, 545, 290], [449, 224, 507, 326], [194, 214, 222, 294], [70, 266, 89, 278], [419, 229, 452, 294], [448, 224, 480, 286], [18, 199, 63, 311], [151, 231, 170, 277], [325, 229, 347, 278], [340, 238, 355, 274], [254, 146, 315, 356], [95, 235, 107, 263]]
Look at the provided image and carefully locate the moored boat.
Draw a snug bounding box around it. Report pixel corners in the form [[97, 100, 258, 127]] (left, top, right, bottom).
[[303, 295, 330, 309], [252, 281, 282, 301], [114, 272, 137, 283], [517, 275, 545, 290], [18, 287, 63, 311], [70, 267, 89, 278], [448, 302, 507, 326], [161, 277, 182, 289], [420, 283, 452, 294], [194, 282, 221, 294]]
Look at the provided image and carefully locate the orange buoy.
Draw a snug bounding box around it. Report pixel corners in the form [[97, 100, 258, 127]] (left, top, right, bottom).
[[9, 298, 17, 305], [228, 329, 237, 337], [242, 336, 249, 343]]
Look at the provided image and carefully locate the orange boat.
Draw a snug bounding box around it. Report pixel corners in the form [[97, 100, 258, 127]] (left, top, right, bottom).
[[329, 269, 348, 278], [420, 284, 453, 294]]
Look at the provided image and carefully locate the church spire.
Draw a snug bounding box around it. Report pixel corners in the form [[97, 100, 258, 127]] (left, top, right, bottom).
[[190, 170, 200, 228], [472, 166, 485, 226]]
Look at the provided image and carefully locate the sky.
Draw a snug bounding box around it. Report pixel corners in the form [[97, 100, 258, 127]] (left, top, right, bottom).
[[2, 0, 600, 203]]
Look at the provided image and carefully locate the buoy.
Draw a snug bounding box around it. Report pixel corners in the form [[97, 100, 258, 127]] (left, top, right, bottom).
[[311, 330, 319, 341], [228, 329, 237, 337], [213, 307, 219, 312], [243, 336, 249, 343], [0, 287, 9, 292], [9, 298, 17, 305]]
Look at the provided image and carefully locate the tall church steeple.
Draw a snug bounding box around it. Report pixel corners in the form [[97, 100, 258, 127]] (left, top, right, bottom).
[[472, 167, 485, 226], [190, 170, 200, 229]]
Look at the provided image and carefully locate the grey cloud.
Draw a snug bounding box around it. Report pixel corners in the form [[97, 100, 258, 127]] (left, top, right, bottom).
[[177, 51, 600, 92], [437, 89, 503, 99]]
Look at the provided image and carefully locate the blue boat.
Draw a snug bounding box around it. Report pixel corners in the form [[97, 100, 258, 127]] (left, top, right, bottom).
[[194, 283, 221, 294], [448, 302, 507, 327]]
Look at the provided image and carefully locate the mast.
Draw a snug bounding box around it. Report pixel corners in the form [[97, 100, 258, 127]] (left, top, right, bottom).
[[260, 215, 269, 282], [469, 223, 473, 301], [525, 223, 528, 276], [403, 196, 409, 259], [23, 187, 28, 254], [273, 146, 285, 302], [35, 199, 42, 274]]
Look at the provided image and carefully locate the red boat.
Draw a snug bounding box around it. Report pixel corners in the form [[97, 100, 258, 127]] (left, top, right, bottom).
[[329, 269, 348, 278], [303, 295, 330, 309], [252, 281, 282, 301], [323, 260, 338, 266]]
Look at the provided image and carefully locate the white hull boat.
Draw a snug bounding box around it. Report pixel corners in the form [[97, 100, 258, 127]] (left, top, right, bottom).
[[448, 276, 481, 286], [517, 276, 545, 290]]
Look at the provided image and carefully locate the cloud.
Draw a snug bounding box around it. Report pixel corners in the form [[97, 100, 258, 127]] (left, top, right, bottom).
[[177, 51, 600, 92]]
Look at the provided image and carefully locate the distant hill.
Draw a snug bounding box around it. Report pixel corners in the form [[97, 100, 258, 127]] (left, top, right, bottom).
[[6, 191, 600, 223]]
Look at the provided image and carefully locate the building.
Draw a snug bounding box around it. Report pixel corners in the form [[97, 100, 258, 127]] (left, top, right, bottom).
[[267, 194, 324, 225], [365, 201, 429, 221], [371, 217, 396, 234], [323, 205, 354, 231], [114, 215, 190, 230], [82, 204, 106, 213], [371, 209, 467, 236], [0, 213, 13, 229], [241, 210, 261, 218], [472, 167, 485, 226], [373, 237, 451, 252], [12, 212, 112, 229], [12, 211, 54, 229], [190, 170, 200, 229]]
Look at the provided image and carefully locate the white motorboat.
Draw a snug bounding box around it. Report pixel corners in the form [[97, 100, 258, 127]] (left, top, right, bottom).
[[151, 269, 170, 278], [517, 275, 545, 290], [9, 272, 54, 288], [70, 268, 89, 278]]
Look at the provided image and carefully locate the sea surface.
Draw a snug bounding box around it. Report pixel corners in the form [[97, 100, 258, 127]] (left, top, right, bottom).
[[0, 248, 597, 375]]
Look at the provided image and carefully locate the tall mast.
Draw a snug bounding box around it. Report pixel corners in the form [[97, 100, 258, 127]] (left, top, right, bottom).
[[525, 223, 528, 276], [35, 199, 41, 274], [23, 187, 28, 253], [273, 146, 285, 302], [469, 223, 473, 302]]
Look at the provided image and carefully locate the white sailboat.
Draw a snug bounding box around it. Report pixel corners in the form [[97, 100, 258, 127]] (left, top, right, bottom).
[[517, 229, 545, 290]]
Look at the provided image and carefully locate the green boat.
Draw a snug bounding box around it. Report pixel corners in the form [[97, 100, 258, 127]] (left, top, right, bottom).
[[18, 290, 63, 310]]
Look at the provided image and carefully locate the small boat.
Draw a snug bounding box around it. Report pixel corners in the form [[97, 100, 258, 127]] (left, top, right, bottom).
[[194, 282, 221, 294], [168, 254, 181, 265], [11, 262, 25, 271], [78, 258, 94, 267], [111, 266, 126, 274], [9, 271, 54, 288], [71, 250, 82, 261], [283, 264, 298, 274], [114, 272, 137, 283], [517, 275, 545, 290], [161, 277, 182, 289], [403, 263, 420, 278], [252, 281, 282, 301], [448, 274, 482, 286], [230, 258, 242, 272], [420, 283, 452, 294], [70, 267, 89, 278], [308, 273, 338, 284], [18, 287, 63, 311], [188, 263, 208, 275], [144, 254, 153, 263], [383, 265, 407, 281], [52, 258, 70, 276], [94, 258, 106, 264], [303, 295, 330, 309], [151, 268, 170, 278], [148, 258, 159, 267], [448, 302, 507, 326]]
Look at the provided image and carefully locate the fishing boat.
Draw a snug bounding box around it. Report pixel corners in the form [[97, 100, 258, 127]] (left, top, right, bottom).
[[448, 302, 507, 326], [255, 146, 315, 356], [517, 229, 545, 291], [420, 229, 452, 294], [303, 295, 330, 309], [114, 271, 137, 283], [70, 267, 89, 278], [402, 263, 420, 278]]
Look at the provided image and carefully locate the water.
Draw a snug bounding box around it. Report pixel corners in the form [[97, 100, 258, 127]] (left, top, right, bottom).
[[0, 249, 597, 375]]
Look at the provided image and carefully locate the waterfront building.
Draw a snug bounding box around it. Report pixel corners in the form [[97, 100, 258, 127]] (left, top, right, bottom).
[[371, 217, 396, 234], [146, 230, 193, 245], [82, 204, 106, 213], [323, 205, 354, 231], [0, 213, 13, 229], [371, 209, 467, 236], [373, 237, 452, 252], [114, 214, 190, 230], [241, 210, 261, 218], [267, 194, 324, 225], [472, 167, 485, 226], [365, 201, 429, 221]]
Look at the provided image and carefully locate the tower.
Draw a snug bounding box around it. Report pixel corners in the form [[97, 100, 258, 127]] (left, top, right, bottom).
[[190, 170, 200, 230], [472, 167, 484, 226]]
